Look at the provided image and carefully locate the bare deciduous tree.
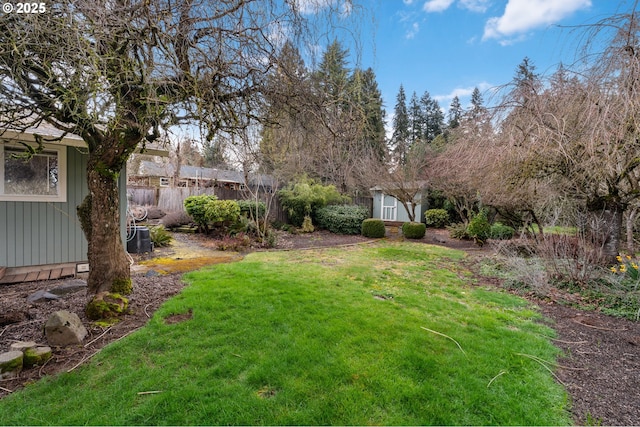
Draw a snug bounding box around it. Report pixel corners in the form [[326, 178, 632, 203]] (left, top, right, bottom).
[[0, 0, 362, 305]]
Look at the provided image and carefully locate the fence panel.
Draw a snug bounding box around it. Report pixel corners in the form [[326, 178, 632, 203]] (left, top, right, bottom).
[[127, 187, 157, 206], [129, 186, 369, 224]]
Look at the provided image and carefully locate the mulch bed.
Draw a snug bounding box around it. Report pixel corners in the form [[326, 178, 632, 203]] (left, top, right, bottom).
[[1, 229, 639, 425]]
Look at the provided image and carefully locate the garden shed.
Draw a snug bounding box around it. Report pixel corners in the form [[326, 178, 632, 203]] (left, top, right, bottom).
[[0, 125, 164, 284], [370, 183, 428, 224]]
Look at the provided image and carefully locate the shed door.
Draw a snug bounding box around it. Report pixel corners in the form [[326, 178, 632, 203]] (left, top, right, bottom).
[[381, 194, 397, 221]]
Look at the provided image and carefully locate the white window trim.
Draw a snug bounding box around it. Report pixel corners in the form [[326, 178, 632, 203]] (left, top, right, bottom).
[[0, 142, 67, 202], [159, 177, 170, 187]]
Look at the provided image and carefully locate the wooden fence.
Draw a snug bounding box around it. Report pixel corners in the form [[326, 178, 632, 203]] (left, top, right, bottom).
[[127, 186, 373, 225]]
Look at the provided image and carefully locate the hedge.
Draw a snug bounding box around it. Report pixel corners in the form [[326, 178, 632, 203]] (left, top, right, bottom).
[[315, 205, 370, 235], [402, 221, 426, 239], [361, 218, 386, 238]]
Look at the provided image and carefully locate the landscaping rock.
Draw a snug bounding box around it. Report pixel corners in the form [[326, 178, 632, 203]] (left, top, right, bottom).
[[48, 279, 87, 296], [0, 351, 23, 379], [45, 310, 87, 347], [23, 346, 52, 368], [27, 290, 60, 303], [9, 341, 37, 353]]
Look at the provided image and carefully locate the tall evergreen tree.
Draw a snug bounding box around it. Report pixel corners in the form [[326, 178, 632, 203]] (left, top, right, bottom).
[[408, 91, 423, 146], [391, 85, 410, 164], [448, 96, 463, 129], [421, 90, 444, 142], [351, 67, 387, 161], [260, 40, 311, 175], [315, 39, 350, 101]]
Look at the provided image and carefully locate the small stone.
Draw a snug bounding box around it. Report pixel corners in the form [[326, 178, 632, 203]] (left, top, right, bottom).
[[9, 341, 37, 352], [45, 310, 88, 347], [145, 269, 160, 277], [23, 346, 52, 368], [0, 351, 23, 379], [48, 279, 87, 296], [27, 290, 60, 303]]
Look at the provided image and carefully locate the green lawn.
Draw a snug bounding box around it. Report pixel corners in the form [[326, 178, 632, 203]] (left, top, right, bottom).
[[0, 241, 570, 425]]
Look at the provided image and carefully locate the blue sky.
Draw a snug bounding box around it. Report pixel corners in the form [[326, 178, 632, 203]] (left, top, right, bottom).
[[356, 0, 629, 115]]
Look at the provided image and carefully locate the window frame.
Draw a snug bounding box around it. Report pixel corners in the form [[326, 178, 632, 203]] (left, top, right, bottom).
[[0, 142, 67, 202]]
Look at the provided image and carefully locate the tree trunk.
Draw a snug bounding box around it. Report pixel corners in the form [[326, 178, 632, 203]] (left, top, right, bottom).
[[626, 206, 638, 253], [587, 200, 624, 261], [78, 163, 131, 296]]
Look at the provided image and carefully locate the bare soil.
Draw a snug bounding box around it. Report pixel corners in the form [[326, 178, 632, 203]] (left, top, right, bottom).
[[1, 229, 639, 425]]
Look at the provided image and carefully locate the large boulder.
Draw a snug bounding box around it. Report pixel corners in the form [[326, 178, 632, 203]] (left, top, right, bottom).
[[45, 310, 88, 347]]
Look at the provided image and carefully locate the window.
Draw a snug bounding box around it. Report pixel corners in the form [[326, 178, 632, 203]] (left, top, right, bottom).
[[0, 143, 67, 202], [159, 177, 170, 187]]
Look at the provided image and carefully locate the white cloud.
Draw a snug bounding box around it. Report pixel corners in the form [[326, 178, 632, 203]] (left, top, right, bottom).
[[434, 82, 494, 105], [406, 22, 420, 39], [459, 0, 490, 13], [423, 0, 455, 13], [482, 0, 591, 42], [293, 0, 347, 15]]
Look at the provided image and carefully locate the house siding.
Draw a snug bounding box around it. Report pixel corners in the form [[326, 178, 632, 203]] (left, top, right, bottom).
[[371, 190, 426, 223], [0, 147, 89, 268]]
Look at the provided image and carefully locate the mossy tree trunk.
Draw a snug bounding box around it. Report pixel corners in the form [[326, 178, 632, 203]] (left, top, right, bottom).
[[78, 135, 139, 296]]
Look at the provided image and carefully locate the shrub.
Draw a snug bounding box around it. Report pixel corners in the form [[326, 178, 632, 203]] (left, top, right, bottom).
[[204, 199, 241, 225], [447, 222, 469, 240], [467, 210, 491, 246], [278, 177, 348, 227], [149, 225, 172, 247], [160, 211, 192, 229], [184, 195, 217, 231], [315, 205, 370, 235], [425, 209, 450, 228], [361, 218, 386, 238], [402, 221, 426, 239], [301, 215, 315, 233], [237, 200, 266, 219], [216, 233, 251, 251], [489, 222, 515, 240]]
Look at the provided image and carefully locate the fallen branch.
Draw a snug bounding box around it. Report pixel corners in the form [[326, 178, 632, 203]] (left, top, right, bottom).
[[137, 390, 162, 395], [515, 353, 567, 386], [420, 326, 467, 357], [84, 327, 113, 348], [571, 319, 628, 332], [144, 304, 152, 318], [551, 338, 588, 345], [0, 320, 40, 337], [67, 327, 143, 373], [67, 349, 100, 373], [487, 370, 506, 388], [0, 386, 13, 393]]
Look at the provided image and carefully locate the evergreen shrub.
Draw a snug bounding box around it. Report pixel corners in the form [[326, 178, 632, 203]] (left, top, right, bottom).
[[184, 194, 218, 231], [204, 199, 241, 224], [316, 205, 370, 235], [149, 225, 172, 247], [467, 210, 491, 245], [237, 200, 266, 219], [361, 218, 385, 238], [489, 222, 515, 240], [424, 209, 450, 228], [278, 177, 348, 227], [402, 221, 426, 239], [447, 223, 469, 240]]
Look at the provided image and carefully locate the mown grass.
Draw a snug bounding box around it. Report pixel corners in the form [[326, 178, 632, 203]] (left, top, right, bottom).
[[0, 241, 570, 425]]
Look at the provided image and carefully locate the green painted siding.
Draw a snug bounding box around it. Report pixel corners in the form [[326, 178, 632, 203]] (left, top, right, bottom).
[[0, 147, 89, 268]]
